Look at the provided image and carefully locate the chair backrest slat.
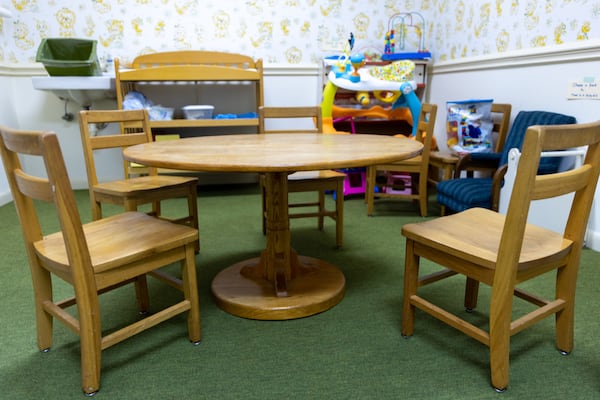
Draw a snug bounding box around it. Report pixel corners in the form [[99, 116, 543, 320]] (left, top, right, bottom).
[[89, 132, 149, 150], [14, 169, 55, 202], [259, 106, 323, 134], [532, 166, 592, 201]]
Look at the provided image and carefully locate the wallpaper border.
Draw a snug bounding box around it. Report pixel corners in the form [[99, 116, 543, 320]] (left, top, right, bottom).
[[0, 63, 321, 77], [2, 39, 598, 78], [432, 40, 600, 74]]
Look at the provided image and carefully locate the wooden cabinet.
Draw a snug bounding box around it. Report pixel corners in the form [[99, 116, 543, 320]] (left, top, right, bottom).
[[115, 51, 264, 136]]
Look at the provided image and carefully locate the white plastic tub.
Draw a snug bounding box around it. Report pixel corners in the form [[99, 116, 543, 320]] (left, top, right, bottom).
[[182, 105, 214, 119]]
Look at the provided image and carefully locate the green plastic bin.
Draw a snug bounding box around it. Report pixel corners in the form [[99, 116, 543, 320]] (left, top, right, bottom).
[[36, 38, 102, 76]]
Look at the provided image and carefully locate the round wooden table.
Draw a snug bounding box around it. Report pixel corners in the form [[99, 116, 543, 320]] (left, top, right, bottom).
[[124, 133, 422, 320]]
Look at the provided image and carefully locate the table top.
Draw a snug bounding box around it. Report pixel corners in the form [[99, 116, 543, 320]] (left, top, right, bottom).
[[123, 133, 423, 173]]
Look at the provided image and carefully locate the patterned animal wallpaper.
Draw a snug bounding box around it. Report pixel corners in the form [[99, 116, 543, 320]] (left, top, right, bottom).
[[0, 0, 597, 66]]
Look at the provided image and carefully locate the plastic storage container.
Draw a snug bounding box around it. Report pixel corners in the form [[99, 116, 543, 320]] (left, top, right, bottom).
[[36, 38, 102, 76], [182, 105, 214, 119], [149, 106, 174, 120]]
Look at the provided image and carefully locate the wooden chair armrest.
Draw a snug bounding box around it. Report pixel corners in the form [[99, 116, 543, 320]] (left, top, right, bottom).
[[491, 163, 508, 211], [453, 153, 471, 177], [453, 153, 501, 178]]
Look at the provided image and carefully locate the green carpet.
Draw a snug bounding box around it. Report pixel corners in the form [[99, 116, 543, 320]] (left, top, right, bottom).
[[0, 184, 598, 399]]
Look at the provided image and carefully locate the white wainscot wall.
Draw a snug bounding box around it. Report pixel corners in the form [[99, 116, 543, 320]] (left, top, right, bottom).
[[2, 49, 600, 251], [0, 63, 322, 201], [427, 40, 600, 251]]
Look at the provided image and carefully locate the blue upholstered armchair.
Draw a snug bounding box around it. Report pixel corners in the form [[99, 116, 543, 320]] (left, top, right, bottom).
[[436, 110, 577, 213]]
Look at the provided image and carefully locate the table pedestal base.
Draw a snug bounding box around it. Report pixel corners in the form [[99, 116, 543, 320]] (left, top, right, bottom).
[[212, 255, 345, 320]]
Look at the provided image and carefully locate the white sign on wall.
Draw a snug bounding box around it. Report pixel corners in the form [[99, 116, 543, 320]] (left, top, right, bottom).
[[567, 77, 599, 100]]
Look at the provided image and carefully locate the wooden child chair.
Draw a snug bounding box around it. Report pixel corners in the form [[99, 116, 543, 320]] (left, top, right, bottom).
[[400, 120, 600, 391], [79, 109, 200, 251], [0, 125, 201, 395], [258, 106, 346, 248]]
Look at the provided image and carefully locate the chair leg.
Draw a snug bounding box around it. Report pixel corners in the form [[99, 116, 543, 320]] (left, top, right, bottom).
[[401, 239, 419, 337], [134, 275, 150, 314], [151, 200, 161, 218], [417, 173, 428, 217], [364, 169, 370, 204], [78, 292, 103, 396], [123, 199, 138, 212], [31, 264, 54, 351], [555, 261, 578, 353], [186, 184, 200, 252], [181, 244, 201, 344], [489, 327, 510, 392], [261, 179, 267, 235], [318, 190, 325, 230], [464, 277, 479, 312], [366, 166, 376, 216], [488, 283, 513, 392], [90, 198, 103, 221], [438, 165, 453, 216], [335, 179, 344, 249]]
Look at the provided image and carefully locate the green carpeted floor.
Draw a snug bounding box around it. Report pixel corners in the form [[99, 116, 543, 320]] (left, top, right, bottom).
[[0, 184, 598, 399]]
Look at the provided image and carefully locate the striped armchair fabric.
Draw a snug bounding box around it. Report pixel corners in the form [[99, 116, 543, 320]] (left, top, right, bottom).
[[437, 110, 577, 213]]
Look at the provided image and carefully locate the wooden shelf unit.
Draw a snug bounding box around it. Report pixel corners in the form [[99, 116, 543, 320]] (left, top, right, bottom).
[[115, 51, 264, 133]]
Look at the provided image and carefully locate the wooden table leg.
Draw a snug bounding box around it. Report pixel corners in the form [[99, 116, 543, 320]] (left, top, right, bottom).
[[211, 172, 345, 320]]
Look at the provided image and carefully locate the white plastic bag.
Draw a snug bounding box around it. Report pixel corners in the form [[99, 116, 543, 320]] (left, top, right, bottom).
[[446, 99, 494, 153]]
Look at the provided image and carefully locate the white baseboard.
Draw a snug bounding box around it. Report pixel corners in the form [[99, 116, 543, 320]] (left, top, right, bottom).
[[0, 191, 12, 207], [585, 229, 600, 252]]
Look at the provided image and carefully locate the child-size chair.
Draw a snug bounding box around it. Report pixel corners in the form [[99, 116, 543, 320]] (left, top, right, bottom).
[[436, 110, 576, 213]]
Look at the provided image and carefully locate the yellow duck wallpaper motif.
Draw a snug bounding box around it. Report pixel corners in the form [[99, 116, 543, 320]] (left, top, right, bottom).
[[0, 0, 597, 65]]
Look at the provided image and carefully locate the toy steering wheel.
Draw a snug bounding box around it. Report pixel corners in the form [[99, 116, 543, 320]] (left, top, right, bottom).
[[373, 90, 401, 103]]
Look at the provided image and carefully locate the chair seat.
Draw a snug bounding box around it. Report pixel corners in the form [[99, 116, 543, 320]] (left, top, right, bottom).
[[34, 211, 198, 276], [399, 155, 423, 165], [402, 207, 572, 272], [376, 155, 423, 168], [288, 170, 346, 181], [428, 151, 460, 188], [436, 177, 493, 211], [93, 175, 197, 196], [429, 150, 459, 165]]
